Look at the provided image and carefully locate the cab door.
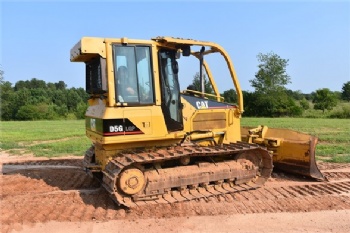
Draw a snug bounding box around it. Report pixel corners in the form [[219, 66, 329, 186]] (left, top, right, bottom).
[[159, 50, 183, 132]]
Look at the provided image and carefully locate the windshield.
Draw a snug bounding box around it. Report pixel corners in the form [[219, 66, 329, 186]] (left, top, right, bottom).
[[113, 45, 154, 105]]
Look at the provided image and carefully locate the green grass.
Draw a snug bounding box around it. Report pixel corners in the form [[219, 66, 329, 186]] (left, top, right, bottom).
[[1, 118, 349, 163], [0, 120, 91, 157], [302, 101, 350, 119], [241, 117, 350, 163]]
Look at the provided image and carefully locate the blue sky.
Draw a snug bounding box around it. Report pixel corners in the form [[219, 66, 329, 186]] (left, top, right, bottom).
[[1, 0, 349, 93]]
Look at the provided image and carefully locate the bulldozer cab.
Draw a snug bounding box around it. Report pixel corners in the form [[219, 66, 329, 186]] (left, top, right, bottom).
[[71, 37, 243, 140], [106, 43, 184, 132]]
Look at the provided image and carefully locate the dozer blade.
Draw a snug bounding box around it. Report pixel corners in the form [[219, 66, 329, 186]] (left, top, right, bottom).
[[241, 126, 325, 181]]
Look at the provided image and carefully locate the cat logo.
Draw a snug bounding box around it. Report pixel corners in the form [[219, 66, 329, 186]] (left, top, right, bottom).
[[196, 100, 209, 109]]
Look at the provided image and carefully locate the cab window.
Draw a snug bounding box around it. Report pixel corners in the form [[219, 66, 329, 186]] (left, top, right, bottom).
[[113, 45, 154, 105]]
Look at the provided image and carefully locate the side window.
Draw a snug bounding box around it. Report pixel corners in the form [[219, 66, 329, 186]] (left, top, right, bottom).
[[115, 47, 139, 103], [113, 45, 154, 104], [85, 57, 107, 94], [136, 47, 154, 104]]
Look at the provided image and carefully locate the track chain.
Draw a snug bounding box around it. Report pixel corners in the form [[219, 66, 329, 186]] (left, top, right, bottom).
[[101, 142, 273, 207]]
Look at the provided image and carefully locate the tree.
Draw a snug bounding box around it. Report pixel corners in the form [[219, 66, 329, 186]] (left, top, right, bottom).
[[247, 52, 300, 117], [16, 105, 40, 120], [66, 88, 83, 111], [299, 98, 310, 110], [52, 89, 67, 106], [14, 80, 28, 91], [55, 81, 67, 90], [0, 69, 17, 120], [313, 88, 337, 113], [28, 78, 46, 89], [75, 102, 88, 119], [241, 91, 258, 116], [1, 81, 15, 120], [28, 88, 49, 105], [190, 72, 214, 95], [286, 89, 304, 101], [341, 81, 350, 102], [222, 89, 237, 103], [250, 52, 290, 94]]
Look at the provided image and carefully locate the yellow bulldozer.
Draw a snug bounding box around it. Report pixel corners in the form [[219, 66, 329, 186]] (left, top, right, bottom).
[[70, 36, 324, 207]]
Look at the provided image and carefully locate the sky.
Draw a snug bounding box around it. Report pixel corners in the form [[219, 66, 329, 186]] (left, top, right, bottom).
[[1, 0, 349, 94]]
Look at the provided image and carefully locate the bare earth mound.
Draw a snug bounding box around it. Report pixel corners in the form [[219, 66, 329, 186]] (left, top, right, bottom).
[[1, 154, 350, 233]]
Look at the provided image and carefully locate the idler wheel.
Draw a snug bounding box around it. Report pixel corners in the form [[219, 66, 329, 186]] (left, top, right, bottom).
[[236, 151, 262, 170], [118, 168, 145, 195]]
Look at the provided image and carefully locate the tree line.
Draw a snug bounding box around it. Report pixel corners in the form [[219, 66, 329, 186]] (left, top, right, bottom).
[[0, 77, 88, 121], [1, 51, 350, 121]]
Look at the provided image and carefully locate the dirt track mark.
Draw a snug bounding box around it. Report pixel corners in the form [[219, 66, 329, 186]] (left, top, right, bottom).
[[0, 158, 83, 167], [1, 159, 350, 233], [21, 137, 83, 147], [317, 161, 350, 170], [323, 171, 350, 180]]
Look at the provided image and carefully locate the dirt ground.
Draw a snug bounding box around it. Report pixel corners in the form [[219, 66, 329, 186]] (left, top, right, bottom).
[[1, 153, 350, 233]]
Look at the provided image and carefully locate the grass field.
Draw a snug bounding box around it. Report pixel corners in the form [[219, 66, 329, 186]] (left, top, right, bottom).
[[1, 118, 349, 162], [0, 120, 91, 157]]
